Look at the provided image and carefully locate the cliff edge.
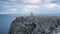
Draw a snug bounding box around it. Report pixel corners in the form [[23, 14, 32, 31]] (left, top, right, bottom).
[[8, 16, 60, 34]]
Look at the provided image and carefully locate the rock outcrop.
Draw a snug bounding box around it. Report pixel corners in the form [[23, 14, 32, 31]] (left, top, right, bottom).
[[8, 16, 60, 34]]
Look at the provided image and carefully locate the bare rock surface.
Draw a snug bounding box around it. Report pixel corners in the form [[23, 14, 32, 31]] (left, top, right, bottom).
[[8, 16, 60, 34]]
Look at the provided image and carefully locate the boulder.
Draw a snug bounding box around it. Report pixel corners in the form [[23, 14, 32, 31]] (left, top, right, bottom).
[[8, 16, 60, 34]]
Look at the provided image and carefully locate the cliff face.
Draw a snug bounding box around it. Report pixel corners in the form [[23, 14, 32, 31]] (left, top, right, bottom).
[[8, 16, 60, 34]]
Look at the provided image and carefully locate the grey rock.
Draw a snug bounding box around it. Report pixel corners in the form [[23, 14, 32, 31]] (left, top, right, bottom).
[[8, 16, 60, 34]]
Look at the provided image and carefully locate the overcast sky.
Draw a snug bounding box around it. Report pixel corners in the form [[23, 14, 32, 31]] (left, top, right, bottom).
[[0, 0, 60, 14]]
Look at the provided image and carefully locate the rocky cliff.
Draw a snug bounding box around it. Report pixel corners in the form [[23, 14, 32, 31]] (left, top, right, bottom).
[[8, 16, 60, 34]]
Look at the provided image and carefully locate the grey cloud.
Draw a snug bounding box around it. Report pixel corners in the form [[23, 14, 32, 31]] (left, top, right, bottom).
[[0, 0, 60, 14], [0, 5, 25, 14], [1, 5, 60, 14], [0, 0, 42, 5], [1, 0, 60, 5], [0, 6, 7, 12], [51, 0, 60, 5], [1, 0, 59, 5], [0, 0, 10, 2]]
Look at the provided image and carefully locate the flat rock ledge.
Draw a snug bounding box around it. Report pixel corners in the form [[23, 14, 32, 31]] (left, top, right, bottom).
[[8, 16, 60, 34]]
